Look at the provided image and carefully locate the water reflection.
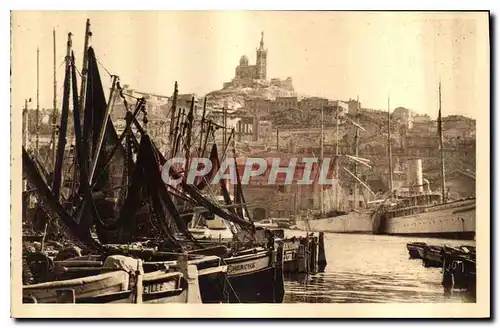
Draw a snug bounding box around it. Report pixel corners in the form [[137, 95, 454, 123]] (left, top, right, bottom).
[[283, 232, 476, 303]]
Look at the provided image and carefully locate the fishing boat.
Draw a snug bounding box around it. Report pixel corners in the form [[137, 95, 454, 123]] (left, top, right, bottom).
[[421, 245, 444, 268], [406, 242, 427, 259], [188, 197, 238, 242], [23, 254, 199, 304], [21, 19, 285, 304], [223, 247, 284, 303], [254, 219, 279, 229], [442, 244, 476, 297]]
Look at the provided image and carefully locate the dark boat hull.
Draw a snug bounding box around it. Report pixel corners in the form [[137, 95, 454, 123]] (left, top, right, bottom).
[[224, 249, 284, 303], [442, 246, 476, 299], [422, 246, 444, 268], [407, 242, 427, 259], [172, 250, 284, 303]]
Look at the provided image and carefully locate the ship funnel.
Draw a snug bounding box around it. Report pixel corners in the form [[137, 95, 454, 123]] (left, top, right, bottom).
[[407, 158, 423, 194]]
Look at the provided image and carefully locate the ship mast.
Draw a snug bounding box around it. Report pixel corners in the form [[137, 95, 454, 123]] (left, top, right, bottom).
[[438, 81, 446, 203], [35, 48, 40, 156], [88, 75, 118, 184], [169, 81, 178, 153], [353, 96, 360, 209], [320, 103, 324, 216], [23, 99, 29, 192], [52, 32, 73, 199], [335, 104, 340, 210], [387, 96, 393, 197], [78, 19, 91, 121], [23, 99, 30, 150], [276, 128, 279, 152], [51, 28, 57, 167], [223, 106, 227, 149]]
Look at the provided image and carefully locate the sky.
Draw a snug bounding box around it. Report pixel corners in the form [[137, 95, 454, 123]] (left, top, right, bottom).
[[11, 11, 489, 119]]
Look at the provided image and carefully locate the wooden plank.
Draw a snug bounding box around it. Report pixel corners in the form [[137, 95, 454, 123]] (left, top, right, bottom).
[[135, 259, 143, 304], [56, 289, 75, 303]]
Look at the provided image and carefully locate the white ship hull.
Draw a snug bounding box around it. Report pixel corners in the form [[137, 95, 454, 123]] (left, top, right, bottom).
[[295, 211, 373, 234], [383, 198, 476, 239], [295, 198, 476, 240]]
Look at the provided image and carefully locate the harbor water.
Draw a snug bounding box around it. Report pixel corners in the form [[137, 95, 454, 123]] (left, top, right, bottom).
[[283, 231, 476, 303]]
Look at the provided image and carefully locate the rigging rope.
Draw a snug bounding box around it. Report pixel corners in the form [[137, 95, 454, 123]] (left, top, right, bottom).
[[95, 56, 113, 78]]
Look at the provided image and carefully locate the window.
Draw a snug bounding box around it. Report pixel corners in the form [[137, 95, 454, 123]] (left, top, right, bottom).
[[349, 188, 353, 195], [359, 201, 363, 207]]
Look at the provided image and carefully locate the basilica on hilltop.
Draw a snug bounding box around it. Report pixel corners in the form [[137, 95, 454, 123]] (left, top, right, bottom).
[[222, 32, 294, 91]]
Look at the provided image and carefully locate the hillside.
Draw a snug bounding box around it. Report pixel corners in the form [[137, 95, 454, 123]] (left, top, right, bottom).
[[205, 81, 297, 109]]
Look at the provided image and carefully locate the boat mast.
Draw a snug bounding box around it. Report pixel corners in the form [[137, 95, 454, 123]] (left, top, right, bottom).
[[223, 106, 227, 149], [335, 104, 340, 210], [23, 98, 29, 192], [35, 48, 40, 156], [387, 96, 393, 196], [78, 19, 91, 120], [51, 28, 57, 167], [353, 96, 360, 209], [276, 128, 279, 152], [320, 103, 324, 216], [198, 97, 206, 155], [88, 75, 118, 184], [52, 32, 73, 198], [23, 99, 30, 150], [438, 81, 446, 203], [169, 81, 178, 153]]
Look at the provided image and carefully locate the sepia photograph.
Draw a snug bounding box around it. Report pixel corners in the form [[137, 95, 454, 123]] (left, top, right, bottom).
[[10, 10, 490, 318]]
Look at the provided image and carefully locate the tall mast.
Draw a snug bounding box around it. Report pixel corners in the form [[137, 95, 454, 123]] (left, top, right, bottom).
[[387, 96, 393, 195], [23, 99, 29, 149], [223, 106, 227, 148], [169, 81, 178, 152], [35, 48, 40, 155], [276, 128, 279, 152], [23, 98, 29, 192], [78, 19, 91, 119], [438, 81, 446, 203], [320, 104, 324, 216], [88, 75, 118, 184], [52, 32, 73, 198], [353, 96, 360, 209], [335, 104, 340, 210], [51, 28, 57, 167], [198, 97, 207, 155]]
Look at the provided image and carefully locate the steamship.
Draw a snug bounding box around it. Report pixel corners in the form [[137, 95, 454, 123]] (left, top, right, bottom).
[[376, 158, 475, 240], [297, 86, 476, 240], [297, 158, 475, 240]]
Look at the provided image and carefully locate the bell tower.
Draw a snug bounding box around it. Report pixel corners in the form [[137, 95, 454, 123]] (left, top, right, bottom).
[[256, 31, 267, 80]]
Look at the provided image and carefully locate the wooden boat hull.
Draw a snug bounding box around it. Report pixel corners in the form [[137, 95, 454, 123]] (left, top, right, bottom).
[[422, 246, 444, 268], [224, 249, 284, 303], [23, 270, 130, 303], [442, 246, 476, 298], [76, 288, 188, 304], [196, 266, 230, 303], [23, 259, 193, 304], [406, 242, 427, 259]]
